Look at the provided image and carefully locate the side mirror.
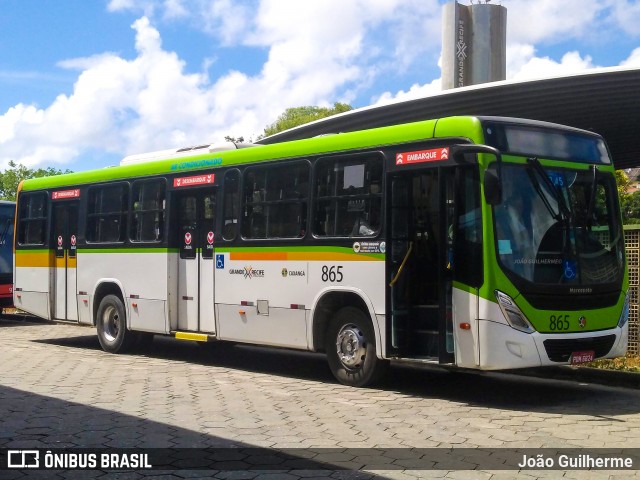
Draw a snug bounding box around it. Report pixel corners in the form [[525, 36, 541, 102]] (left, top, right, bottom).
[[451, 144, 503, 206]]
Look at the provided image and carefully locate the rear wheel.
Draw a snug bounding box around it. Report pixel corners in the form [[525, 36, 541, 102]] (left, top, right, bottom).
[[96, 294, 137, 353], [325, 306, 388, 387]]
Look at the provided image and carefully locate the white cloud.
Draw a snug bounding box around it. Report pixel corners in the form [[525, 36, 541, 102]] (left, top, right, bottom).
[[194, 0, 254, 45], [372, 78, 442, 106], [609, 0, 640, 36], [504, 0, 607, 45], [512, 51, 597, 80], [0, 17, 223, 167], [0, 8, 432, 168], [621, 47, 640, 67], [107, 0, 137, 11], [108, 0, 156, 16], [162, 0, 188, 19], [1, 1, 451, 169], [507, 43, 598, 80]]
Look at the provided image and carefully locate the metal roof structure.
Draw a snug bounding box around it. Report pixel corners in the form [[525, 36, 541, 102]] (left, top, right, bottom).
[[259, 67, 640, 170]]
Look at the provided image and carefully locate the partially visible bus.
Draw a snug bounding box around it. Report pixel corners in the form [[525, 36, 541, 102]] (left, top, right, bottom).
[[14, 116, 628, 386], [0, 201, 14, 309]]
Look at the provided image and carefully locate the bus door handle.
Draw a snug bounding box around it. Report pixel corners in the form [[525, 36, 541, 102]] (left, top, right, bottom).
[[389, 242, 414, 287]]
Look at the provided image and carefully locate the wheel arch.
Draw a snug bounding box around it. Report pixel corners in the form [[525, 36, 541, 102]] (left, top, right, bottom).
[[309, 287, 383, 358], [92, 280, 127, 327]]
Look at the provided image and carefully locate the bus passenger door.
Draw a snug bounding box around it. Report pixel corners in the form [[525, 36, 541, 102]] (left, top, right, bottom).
[[53, 203, 79, 321], [387, 168, 456, 364], [176, 190, 217, 333]]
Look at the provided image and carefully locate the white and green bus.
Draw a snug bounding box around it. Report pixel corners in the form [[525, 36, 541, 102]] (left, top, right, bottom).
[[14, 116, 628, 386]]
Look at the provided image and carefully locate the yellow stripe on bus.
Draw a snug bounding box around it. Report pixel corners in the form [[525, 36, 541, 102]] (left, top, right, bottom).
[[15, 252, 52, 268], [16, 252, 77, 268], [57, 256, 77, 268]]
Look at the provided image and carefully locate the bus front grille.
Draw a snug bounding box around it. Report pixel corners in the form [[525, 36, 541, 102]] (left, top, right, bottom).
[[542, 335, 617, 362]]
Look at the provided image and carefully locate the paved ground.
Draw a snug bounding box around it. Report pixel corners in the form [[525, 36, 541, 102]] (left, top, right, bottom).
[[1, 317, 640, 479]]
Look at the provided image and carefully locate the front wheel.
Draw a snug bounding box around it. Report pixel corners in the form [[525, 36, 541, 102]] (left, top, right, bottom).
[[96, 294, 136, 353], [325, 306, 388, 387]]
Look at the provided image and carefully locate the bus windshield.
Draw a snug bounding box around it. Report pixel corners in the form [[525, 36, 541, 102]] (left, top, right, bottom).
[[492, 162, 624, 287]]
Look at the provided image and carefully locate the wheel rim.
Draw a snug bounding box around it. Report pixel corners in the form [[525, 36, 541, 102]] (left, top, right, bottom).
[[102, 305, 120, 343], [335, 323, 366, 370]]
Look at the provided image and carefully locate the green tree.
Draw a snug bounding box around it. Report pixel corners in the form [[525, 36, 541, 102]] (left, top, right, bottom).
[[224, 135, 247, 143], [622, 190, 640, 225], [615, 170, 631, 198], [615, 170, 640, 224], [0, 161, 72, 201], [261, 102, 353, 138]]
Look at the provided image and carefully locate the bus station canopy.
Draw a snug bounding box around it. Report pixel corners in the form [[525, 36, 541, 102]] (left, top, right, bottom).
[[259, 67, 640, 171]]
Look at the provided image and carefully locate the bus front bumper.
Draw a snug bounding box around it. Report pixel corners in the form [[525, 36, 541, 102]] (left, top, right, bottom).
[[477, 319, 628, 370]]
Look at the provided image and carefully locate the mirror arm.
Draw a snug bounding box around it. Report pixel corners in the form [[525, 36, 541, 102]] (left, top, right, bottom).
[[451, 144, 503, 202]]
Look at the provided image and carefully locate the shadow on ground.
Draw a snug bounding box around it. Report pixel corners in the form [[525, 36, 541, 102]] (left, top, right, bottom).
[[34, 331, 640, 418]]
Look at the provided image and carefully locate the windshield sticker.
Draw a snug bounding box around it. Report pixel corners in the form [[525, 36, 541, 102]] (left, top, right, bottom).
[[396, 147, 449, 165], [563, 260, 577, 280], [498, 240, 513, 255]]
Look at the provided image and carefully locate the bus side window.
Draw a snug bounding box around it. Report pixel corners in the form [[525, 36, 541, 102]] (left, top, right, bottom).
[[222, 170, 240, 241], [269, 161, 309, 239], [86, 184, 129, 243], [130, 179, 165, 242], [241, 162, 309, 240], [18, 193, 47, 245], [313, 155, 382, 237]]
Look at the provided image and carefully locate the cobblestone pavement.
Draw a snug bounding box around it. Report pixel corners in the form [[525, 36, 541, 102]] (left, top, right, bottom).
[[1, 318, 639, 479]]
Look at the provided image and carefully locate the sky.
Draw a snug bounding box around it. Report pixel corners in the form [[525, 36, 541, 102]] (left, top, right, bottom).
[[1, 0, 639, 172]]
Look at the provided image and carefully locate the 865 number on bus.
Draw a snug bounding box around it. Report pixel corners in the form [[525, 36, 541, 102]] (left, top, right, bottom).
[[321, 266, 343, 283], [549, 314, 570, 331]]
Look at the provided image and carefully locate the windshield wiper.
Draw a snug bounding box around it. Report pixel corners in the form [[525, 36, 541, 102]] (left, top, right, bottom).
[[527, 157, 580, 281], [527, 157, 571, 221]]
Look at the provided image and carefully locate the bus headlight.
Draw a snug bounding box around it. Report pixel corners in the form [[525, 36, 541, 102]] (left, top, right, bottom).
[[495, 290, 535, 334], [618, 291, 630, 328]]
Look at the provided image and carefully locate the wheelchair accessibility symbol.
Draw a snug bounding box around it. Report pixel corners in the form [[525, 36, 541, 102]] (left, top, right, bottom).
[[215, 254, 225, 269], [563, 260, 577, 280]]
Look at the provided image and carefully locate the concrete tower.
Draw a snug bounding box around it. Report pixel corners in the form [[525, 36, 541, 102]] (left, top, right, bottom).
[[441, 1, 507, 90]]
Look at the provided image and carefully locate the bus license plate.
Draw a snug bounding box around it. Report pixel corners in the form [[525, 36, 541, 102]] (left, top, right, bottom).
[[570, 350, 595, 364]]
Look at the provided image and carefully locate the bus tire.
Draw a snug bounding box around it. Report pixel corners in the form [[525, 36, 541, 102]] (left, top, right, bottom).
[[96, 294, 136, 354], [325, 306, 387, 387]]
